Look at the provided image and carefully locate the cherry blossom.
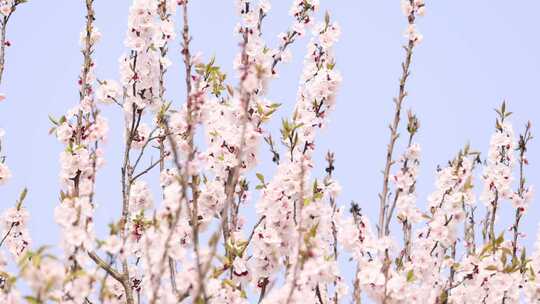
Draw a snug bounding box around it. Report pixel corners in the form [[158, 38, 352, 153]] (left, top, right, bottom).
[[0, 161, 10, 185]]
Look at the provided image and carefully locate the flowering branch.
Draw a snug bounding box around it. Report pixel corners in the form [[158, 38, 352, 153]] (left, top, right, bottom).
[[0, 187, 29, 253], [511, 121, 533, 260], [377, 0, 424, 238], [88, 251, 124, 284], [0, 0, 27, 84], [384, 110, 420, 237]]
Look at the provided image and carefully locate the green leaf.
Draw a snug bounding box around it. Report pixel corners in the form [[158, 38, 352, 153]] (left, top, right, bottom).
[[324, 11, 330, 25], [257, 103, 264, 115], [256, 173, 265, 184], [485, 265, 498, 271], [406, 269, 415, 282], [265, 107, 278, 117], [195, 297, 205, 304], [48, 115, 58, 126], [521, 248, 527, 264], [439, 291, 448, 303], [327, 62, 336, 70], [240, 289, 248, 299], [309, 223, 319, 238], [495, 231, 505, 246], [16, 187, 28, 209], [24, 296, 41, 304], [64, 269, 86, 283], [223, 279, 235, 288]]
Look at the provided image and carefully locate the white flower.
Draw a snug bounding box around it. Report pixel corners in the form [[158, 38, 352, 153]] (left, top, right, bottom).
[[2, 207, 29, 227], [96, 80, 122, 104], [259, 0, 271, 13], [400, 0, 413, 16], [318, 22, 341, 48], [0, 162, 11, 185], [55, 122, 73, 143], [232, 257, 248, 277], [0, 2, 12, 16], [132, 123, 151, 149], [102, 235, 123, 255], [129, 180, 154, 213], [80, 27, 102, 46], [405, 24, 423, 45]]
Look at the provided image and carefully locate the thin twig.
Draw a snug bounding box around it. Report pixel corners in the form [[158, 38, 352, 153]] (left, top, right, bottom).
[[377, 1, 419, 238]]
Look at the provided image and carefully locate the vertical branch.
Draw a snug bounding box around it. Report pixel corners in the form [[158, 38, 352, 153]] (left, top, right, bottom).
[[511, 121, 532, 260], [179, 0, 207, 300], [484, 101, 513, 252], [0, 13, 8, 85], [488, 191, 499, 250], [350, 202, 363, 304], [325, 151, 339, 304], [152, 3, 207, 302], [0, 0, 24, 85], [448, 241, 457, 290], [0, 187, 28, 249], [163, 123, 207, 303], [464, 205, 476, 255], [78, 0, 133, 302], [222, 28, 250, 264], [377, 0, 422, 238], [113, 6, 150, 304], [180, 5, 203, 284], [384, 110, 419, 236], [285, 159, 307, 304], [155, 0, 178, 296], [393, 111, 421, 266], [181, 0, 192, 95], [118, 105, 137, 304]]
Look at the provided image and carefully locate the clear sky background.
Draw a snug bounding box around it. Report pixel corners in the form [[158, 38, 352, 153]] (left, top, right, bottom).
[[1, 0, 540, 279]]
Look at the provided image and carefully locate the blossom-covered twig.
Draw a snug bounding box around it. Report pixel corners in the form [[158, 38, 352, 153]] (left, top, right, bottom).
[[0, 0, 26, 84], [378, 0, 424, 238], [511, 121, 533, 260]]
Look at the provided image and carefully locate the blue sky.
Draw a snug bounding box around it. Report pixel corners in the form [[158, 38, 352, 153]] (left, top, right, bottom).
[[1, 0, 540, 269]]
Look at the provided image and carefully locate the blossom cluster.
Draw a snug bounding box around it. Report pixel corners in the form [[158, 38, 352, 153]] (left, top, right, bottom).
[[0, 0, 14, 16], [401, 0, 425, 45], [390, 143, 422, 224], [53, 15, 105, 257]]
